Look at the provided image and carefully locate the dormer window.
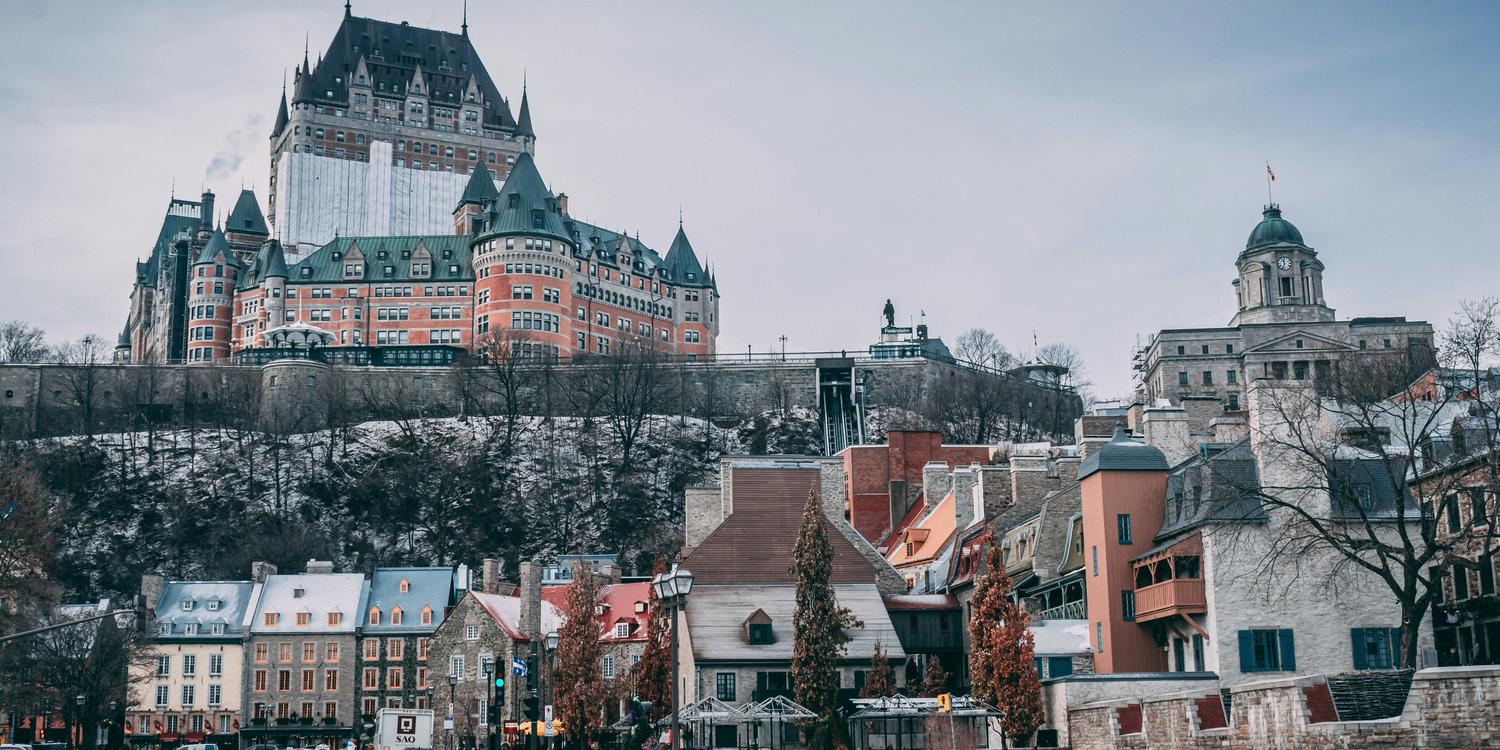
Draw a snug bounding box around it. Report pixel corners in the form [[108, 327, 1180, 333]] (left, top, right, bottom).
[[211, 623, 226, 635], [206, 600, 221, 611], [185, 623, 199, 635], [420, 606, 433, 625], [613, 623, 631, 638], [399, 579, 410, 593], [391, 607, 404, 625], [293, 588, 305, 598], [634, 602, 646, 613], [158, 624, 170, 635], [749, 623, 773, 644], [181, 601, 194, 611], [531, 209, 545, 229], [369, 608, 381, 625]]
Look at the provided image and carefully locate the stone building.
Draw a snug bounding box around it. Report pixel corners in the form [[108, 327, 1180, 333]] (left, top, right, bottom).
[[354, 567, 458, 717], [128, 577, 256, 747], [240, 561, 367, 748], [1134, 203, 1434, 421], [426, 564, 562, 750], [122, 5, 721, 366]]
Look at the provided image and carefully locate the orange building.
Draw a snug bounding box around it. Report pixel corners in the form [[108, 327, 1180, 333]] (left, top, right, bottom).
[[1078, 425, 1170, 673]]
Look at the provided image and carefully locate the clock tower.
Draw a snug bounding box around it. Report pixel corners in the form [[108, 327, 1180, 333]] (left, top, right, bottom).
[[1229, 204, 1333, 326]]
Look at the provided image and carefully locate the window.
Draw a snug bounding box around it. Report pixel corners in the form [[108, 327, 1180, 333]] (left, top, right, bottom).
[[399, 579, 410, 593], [613, 622, 631, 638], [388, 638, 404, 659], [1117, 514, 1132, 545], [1351, 627, 1398, 670], [748, 623, 774, 644], [1453, 566, 1470, 601], [716, 673, 737, 701], [364, 639, 380, 660], [466, 625, 480, 641], [450, 654, 466, 679], [296, 612, 310, 626], [1280, 277, 1293, 297], [1176, 345, 1185, 355], [1238, 629, 1295, 673], [303, 642, 316, 662], [279, 642, 292, 662], [302, 669, 315, 691], [325, 669, 339, 691], [1048, 656, 1073, 678], [183, 654, 197, 676], [1178, 371, 1189, 386], [1202, 371, 1213, 385], [155, 685, 169, 707], [1470, 489, 1489, 527], [602, 656, 616, 679], [264, 612, 280, 626], [1096, 622, 1104, 653], [391, 607, 403, 625], [418, 638, 430, 659], [209, 684, 222, 707], [1121, 590, 1135, 621], [363, 668, 378, 689], [421, 607, 433, 625], [156, 655, 171, 676], [387, 667, 403, 689], [254, 669, 268, 691], [369, 608, 382, 625], [1227, 369, 1237, 384], [210, 654, 223, 676], [1447, 497, 1463, 533], [278, 669, 292, 690], [327, 642, 341, 661], [1092, 546, 1099, 576]]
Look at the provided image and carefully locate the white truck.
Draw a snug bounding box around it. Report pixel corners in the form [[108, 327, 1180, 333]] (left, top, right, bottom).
[[373, 708, 435, 750]]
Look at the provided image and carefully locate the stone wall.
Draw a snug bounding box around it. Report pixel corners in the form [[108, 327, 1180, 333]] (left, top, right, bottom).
[[1061, 665, 1500, 750]]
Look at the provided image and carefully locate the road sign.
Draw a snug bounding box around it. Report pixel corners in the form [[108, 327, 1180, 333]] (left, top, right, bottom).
[[443, 715, 454, 731], [543, 705, 553, 723], [936, 693, 951, 713]]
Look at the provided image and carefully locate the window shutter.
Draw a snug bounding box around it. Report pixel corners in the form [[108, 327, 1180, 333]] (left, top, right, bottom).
[[1390, 627, 1402, 666], [1238, 631, 1254, 672], [1350, 629, 1367, 669], [1278, 629, 1297, 672]]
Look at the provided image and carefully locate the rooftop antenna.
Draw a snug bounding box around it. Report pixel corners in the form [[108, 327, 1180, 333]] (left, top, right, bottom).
[[344, 0, 352, 18]]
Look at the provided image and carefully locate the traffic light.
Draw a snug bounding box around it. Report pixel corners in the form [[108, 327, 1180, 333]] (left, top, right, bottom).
[[487, 702, 500, 725], [522, 692, 540, 721], [525, 655, 538, 690], [494, 676, 505, 703], [936, 693, 951, 713]]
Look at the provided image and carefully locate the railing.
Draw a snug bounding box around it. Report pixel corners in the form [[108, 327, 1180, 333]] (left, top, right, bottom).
[[1134, 579, 1207, 621], [1041, 599, 1087, 621]]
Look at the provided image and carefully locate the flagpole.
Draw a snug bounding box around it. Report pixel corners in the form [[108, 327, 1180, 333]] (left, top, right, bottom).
[[1265, 162, 1274, 205]]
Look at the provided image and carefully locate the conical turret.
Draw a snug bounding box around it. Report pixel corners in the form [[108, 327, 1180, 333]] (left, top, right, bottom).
[[515, 84, 535, 139], [664, 225, 706, 285], [272, 80, 290, 138]]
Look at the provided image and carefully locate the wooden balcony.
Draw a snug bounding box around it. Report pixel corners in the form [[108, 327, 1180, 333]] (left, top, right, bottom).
[[1134, 578, 1206, 622]]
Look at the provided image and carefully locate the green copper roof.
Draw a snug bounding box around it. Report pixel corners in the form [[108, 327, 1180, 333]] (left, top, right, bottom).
[[663, 225, 708, 287], [1077, 425, 1169, 480], [262, 241, 289, 279], [196, 230, 231, 264], [457, 161, 499, 209], [227, 189, 269, 236], [289, 235, 474, 284], [515, 87, 535, 138], [479, 152, 571, 243], [1246, 204, 1305, 251]]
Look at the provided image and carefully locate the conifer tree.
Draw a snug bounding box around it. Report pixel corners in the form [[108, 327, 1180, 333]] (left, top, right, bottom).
[[967, 531, 1043, 746], [633, 556, 672, 722], [860, 642, 895, 698], [919, 656, 950, 698], [554, 561, 606, 746], [791, 484, 861, 745]]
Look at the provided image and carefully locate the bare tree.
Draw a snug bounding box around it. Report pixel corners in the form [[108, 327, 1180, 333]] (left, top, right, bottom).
[[955, 328, 1016, 371], [469, 328, 541, 460], [0, 457, 59, 632], [55, 334, 111, 438], [0, 321, 49, 363], [1038, 341, 1093, 403]]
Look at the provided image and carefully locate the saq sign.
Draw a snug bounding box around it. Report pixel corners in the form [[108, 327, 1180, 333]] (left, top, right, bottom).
[[375, 708, 434, 750]]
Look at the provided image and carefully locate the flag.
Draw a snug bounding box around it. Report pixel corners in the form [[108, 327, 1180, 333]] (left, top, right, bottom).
[[513, 656, 528, 676], [1266, 163, 1276, 182]]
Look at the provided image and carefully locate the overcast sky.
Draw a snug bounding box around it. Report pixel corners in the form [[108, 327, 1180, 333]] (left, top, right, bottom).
[[2, 0, 1497, 397]]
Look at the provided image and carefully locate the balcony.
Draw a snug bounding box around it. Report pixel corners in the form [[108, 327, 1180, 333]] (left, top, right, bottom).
[[1041, 599, 1086, 621], [1134, 579, 1206, 622]]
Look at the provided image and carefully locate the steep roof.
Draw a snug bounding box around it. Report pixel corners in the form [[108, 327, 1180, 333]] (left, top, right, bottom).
[[470, 590, 564, 642], [262, 241, 289, 278], [1077, 425, 1169, 480], [457, 160, 499, 208], [1156, 439, 1268, 540], [138, 199, 202, 288], [196, 230, 231, 264], [683, 465, 882, 586], [515, 86, 534, 138], [227, 189, 269, 236], [663, 226, 707, 287], [685, 585, 904, 663], [294, 13, 517, 132], [272, 85, 290, 138], [365, 567, 455, 633], [886, 493, 957, 568], [480, 152, 571, 242], [539, 581, 650, 643]]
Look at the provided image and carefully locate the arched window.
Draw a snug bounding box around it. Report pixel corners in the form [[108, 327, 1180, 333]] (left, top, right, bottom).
[[399, 579, 410, 593], [420, 606, 433, 625], [368, 607, 381, 625], [391, 607, 403, 625]]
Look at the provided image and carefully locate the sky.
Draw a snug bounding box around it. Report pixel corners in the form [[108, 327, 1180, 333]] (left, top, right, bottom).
[[1, 0, 1498, 398]]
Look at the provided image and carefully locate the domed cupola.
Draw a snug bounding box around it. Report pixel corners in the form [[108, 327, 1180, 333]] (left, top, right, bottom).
[[1245, 204, 1305, 251]]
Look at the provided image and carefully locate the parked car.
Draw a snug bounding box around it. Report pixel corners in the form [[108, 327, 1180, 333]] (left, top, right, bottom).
[[181, 743, 220, 750], [0, 743, 33, 750], [244, 744, 280, 750]]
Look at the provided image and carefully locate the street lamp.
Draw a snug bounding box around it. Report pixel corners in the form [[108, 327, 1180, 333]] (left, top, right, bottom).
[[650, 565, 694, 750], [543, 632, 559, 749], [75, 695, 85, 750], [448, 673, 458, 750], [482, 659, 495, 750], [108, 701, 118, 750]]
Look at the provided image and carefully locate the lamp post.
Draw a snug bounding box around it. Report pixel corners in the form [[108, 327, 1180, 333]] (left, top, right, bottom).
[[108, 701, 118, 750], [448, 673, 458, 750], [482, 658, 496, 750], [543, 632, 558, 750], [650, 565, 693, 750]]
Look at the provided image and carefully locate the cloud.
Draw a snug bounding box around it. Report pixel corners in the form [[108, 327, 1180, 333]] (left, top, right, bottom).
[[205, 114, 265, 183]]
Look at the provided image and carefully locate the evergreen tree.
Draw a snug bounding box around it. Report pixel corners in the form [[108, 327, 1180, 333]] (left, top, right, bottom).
[[919, 657, 950, 698], [554, 561, 606, 747], [860, 642, 895, 698], [633, 556, 672, 722], [790, 484, 860, 746], [967, 531, 1043, 746]]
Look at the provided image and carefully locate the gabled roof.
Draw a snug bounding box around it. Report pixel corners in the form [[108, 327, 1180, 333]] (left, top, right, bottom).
[[682, 465, 882, 586], [886, 493, 957, 568], [287, 235, 473, 283], [1157, 439, 1267, 540], [294, 13, 518, 132], [227, 189, 269, 236], [469, 590, 564, 642], [685, 585, 904, 663], [539, 581, 650, 642], [365, 567, 455, 633]]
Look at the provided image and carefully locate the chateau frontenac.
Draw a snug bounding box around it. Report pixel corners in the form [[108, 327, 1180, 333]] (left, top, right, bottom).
[[122, 5, 719, 365]]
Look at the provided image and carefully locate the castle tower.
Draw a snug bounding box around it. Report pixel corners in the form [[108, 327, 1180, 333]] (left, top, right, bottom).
[[663, 225, 719, 356], [260, 242, 290, 347], [1229, 205, 1333, 327], [187, 230, 238, 363], [453, 160, 498, 236], [468, 152, 575, 356]]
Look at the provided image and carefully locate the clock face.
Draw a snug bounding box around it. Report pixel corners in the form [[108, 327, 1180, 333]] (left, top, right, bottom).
[[1277, 257, 1292, 270]]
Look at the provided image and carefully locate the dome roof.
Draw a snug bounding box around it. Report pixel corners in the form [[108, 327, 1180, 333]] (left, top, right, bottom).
[[1246, 204, 1305, 251]]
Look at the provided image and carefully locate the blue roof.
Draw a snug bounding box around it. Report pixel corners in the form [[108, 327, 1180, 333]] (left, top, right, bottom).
[[364, 567, 455, 633], [154, 581, 254, 640], [1245, 204, 1306, 251], [1077, 425, 1169, 480]]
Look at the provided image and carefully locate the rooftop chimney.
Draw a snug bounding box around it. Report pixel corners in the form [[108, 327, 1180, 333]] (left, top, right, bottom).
[[305, 559, 335, 575], [199, 190, 215, 235], [140, 573, 166, 613], [518, 560, 542, 639], [250, 561, 278, 583], [482, 558, 502, 595]]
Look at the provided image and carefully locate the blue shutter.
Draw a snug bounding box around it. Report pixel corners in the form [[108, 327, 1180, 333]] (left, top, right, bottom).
[[1278, 629, 1297, 672], [1390, 627, 1402, 668], [1238, 630, 1254, 672], [1350, 628, 1368, 669]]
